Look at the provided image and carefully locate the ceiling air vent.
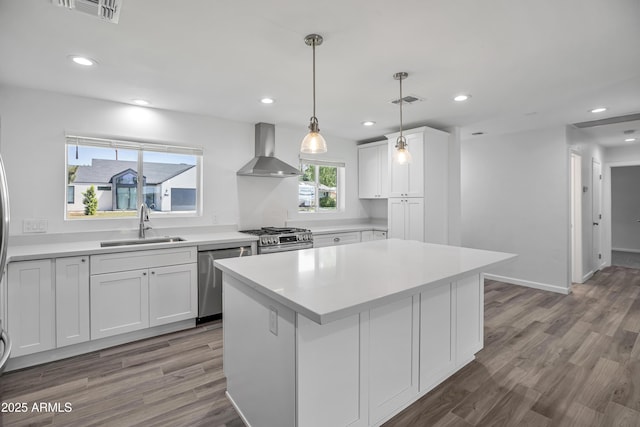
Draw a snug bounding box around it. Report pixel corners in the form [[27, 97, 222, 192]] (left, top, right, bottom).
[[51, 0, 122, 24], [390, 95, 424, 106]]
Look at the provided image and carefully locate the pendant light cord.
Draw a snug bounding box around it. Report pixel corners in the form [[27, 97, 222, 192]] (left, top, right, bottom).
[[312, 40, 316, 119], [399, 75, 403, 137]]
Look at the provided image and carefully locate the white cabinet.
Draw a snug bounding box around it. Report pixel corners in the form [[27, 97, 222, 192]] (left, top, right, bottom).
[[313, 231, 361, 248], [373, 230, 387, 240], [360, 230, 387, 242], [358, 141, 388, 199], [90, 269, 150, 340], [386, 126, 450, 244], [388, 132, 424, 198], [388, 198, 424, 241], [90, 247, 198, 340], [149, 263, 198, 327], [55, 256, 90, 347], [7, 260, 54, 357]]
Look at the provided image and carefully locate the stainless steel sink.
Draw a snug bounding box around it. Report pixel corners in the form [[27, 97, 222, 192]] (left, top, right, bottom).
[[100, 236, 186, 247]]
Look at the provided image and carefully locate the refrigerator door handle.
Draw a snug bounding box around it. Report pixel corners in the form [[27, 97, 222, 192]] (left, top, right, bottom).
[[0, 328, 11, 373], [0, 155, 10, 275]]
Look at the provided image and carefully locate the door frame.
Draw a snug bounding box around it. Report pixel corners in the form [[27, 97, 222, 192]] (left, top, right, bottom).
[[570, 152, 582, 283], [602, 160, 640, 268], [592, 158, 604, 273]]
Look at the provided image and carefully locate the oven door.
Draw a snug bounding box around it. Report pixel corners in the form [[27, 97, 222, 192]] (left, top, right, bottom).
[[259, 242, 313, 254]]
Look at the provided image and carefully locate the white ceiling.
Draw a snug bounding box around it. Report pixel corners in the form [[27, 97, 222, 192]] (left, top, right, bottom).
[[1, 0, 639, 144]]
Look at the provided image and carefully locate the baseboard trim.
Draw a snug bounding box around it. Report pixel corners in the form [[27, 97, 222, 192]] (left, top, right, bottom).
[[582, 270, 595, 283], [612, 247, 640, 254], [484, 274, 570, 295], [226, 391, 252, 427]]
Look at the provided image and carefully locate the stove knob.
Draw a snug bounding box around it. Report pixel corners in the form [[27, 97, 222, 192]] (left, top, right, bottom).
[[261, 237, 267, 245], [271, 237, 277, 245]]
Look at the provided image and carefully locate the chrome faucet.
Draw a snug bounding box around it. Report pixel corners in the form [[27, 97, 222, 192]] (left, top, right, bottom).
[[139, 203, 151, 238]]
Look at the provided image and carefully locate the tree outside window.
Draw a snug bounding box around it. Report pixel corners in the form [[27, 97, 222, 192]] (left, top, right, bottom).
[[299, 161, 340, 213]]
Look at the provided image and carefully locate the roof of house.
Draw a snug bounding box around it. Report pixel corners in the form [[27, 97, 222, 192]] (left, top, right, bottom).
[[73, 159, 195, 185]]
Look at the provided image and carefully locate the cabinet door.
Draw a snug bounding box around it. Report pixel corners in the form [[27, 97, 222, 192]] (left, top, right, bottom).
[[369, 296, 419, 424], [420, 282, 455, 392], [90, 269, 149, 339], [7, 260, 54, 357], [149, 263, 198, 327], [377, 144, 389, 198], [388, 198, 406, 239], [388, 133, 424, 198], [361, 230, 374, 242], [456, 274, 483, 363], [405, 198, 425, 242], [373, 230, 387, 240], [56, 256, 90, 347], [358, 144, 380, 198]]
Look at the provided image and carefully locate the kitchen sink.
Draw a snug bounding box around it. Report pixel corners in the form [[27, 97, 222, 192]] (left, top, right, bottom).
[[100, 236, 186, 247]]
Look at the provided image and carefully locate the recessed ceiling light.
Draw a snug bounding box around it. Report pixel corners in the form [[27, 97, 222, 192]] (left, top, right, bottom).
[[132, 99, 150, 106], [453, 94, 471, 102], [69, 55, 97, 66], [260, 97, 275, 104], [625, 138, 637, 142], [590, 107, 607, 113], [362, 121, 376, 126]]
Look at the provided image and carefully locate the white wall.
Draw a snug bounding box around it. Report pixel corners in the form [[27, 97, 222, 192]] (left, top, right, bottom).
[[0, 85, 365, 237], [610, 166, 640, 252], [461, 126, 570, 293]]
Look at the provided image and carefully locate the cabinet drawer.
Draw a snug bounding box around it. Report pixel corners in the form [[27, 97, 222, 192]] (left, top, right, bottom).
[[313, 232, 361, 248], [91, 246, 197, 275]]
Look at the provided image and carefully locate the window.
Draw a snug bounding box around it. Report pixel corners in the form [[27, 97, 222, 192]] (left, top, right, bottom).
[[65, 135, 202, 220], [298, 159, 344, 213]]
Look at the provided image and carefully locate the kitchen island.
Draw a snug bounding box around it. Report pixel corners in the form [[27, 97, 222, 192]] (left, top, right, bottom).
[[215, 239, 516, 427]]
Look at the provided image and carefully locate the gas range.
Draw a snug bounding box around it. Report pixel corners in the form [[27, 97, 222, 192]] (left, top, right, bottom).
[[239, 227, 314, 254]]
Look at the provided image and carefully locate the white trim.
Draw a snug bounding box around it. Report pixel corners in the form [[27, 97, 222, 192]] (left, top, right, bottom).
[[484, 274, 570, 295], [582, 270, 595, 283], [226, 391, 253, 427], [612, 247, 640, 254]]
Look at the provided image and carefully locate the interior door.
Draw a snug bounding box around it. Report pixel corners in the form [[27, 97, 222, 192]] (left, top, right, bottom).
[[592, 159, 603, 271]]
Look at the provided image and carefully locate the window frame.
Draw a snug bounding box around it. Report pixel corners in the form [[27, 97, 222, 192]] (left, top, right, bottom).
[[298, 158, 345, 214], [65, 134, 203, 220]]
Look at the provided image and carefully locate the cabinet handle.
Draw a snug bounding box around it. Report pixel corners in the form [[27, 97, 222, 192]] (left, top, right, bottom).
[[334, 237, 340, 242], [81, 258, 86, 262], [142, 272, 147, 276], [151, 271, 155, 275]]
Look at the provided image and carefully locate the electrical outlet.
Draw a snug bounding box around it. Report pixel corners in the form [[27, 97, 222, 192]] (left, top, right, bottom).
[[269, 306, 278, 336]]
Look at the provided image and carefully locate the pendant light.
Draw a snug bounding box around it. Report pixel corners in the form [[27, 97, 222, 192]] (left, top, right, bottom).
[[300, 34, 328, 154], [393, 72, 412, 165]]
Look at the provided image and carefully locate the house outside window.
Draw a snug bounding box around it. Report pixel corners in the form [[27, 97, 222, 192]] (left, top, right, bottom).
[[65, 136, 202, 220], [298, 159, 345, 213]]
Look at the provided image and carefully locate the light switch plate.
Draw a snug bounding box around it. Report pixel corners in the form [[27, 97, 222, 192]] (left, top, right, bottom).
[[23, 219, 48, 233]]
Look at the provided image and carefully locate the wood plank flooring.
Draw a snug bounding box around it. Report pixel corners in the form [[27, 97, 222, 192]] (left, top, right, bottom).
[[1, 266, 640, 426]]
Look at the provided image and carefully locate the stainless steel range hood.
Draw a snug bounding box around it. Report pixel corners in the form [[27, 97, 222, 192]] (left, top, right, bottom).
[[237, 123, 302, 178]]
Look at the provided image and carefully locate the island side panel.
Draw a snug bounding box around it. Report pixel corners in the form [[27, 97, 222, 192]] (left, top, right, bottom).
[[456, 274, 484, 364], [223, 273, 296, 427]]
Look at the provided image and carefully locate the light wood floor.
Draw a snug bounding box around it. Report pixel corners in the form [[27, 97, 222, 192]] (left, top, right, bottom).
[[2, 266, 640, 426]]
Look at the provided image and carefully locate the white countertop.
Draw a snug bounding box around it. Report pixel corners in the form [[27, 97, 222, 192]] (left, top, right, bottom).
[[7, 231, 258, 262], [215, 239, 516, 325]]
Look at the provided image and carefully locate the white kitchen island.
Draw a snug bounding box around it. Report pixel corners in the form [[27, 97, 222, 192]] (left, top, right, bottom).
[[215, 239, 516, 427]]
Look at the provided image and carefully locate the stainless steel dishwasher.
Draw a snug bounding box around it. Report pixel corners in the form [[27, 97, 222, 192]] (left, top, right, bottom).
[[197, 244, 252, 324]]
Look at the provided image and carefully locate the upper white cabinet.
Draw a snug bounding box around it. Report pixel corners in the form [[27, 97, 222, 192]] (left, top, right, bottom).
[[388, 132, 424, 198], [358, 141, 389, 199], [7, 260, 55, 357], [55, 256, 90, 347]]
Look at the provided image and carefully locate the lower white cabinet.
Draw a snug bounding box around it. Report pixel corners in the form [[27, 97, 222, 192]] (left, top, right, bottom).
[[90, 269, 150, 340], [361, 230, 387, 242], [456, 274, 483, 362], [56, 256, 90, 347], [90, 247, 198, 340], [388, 198, 424, 241], [7, 260, 55, 357], [313, 231, 361, 248], [149, 263, 198, 327]]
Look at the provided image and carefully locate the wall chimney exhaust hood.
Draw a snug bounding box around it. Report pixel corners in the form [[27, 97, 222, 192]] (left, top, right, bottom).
[[237, 123, 302, 178]]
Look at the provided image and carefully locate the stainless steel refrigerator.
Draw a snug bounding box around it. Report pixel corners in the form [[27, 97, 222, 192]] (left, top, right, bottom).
[[0, 154, 11, 373]]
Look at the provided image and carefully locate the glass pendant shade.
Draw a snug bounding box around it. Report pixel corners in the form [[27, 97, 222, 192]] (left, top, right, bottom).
[[393, 135, 412, 165], [300, 129, 327, 154]]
